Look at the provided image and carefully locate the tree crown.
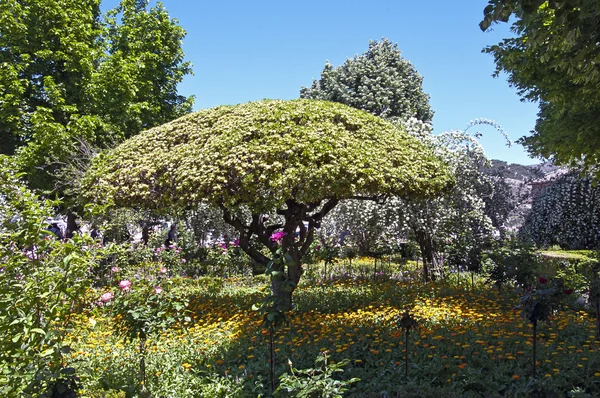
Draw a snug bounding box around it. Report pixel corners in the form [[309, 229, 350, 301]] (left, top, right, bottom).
[[83, 99, 453, 213]]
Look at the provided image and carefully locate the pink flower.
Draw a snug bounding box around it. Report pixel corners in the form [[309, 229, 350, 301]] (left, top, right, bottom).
[[119, 279, 132, 291], [160, 267, 168, 274], [220, 242, 227, 250], [538, 276, 548, 285], [181, 258, 186, 263], [154, 286, 163, 294], [111, 266, 120, 273], [99, 292, 114, 302], [97, 301, 103, 307], [232, 239, 240, 247], [270, 231, 287, 243]]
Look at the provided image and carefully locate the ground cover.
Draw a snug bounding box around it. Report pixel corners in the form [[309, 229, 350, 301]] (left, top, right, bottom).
[[67, 269, 600, 397]]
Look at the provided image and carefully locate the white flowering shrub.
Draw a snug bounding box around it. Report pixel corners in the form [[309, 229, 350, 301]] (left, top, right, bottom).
[[520, 171, 600, 249]]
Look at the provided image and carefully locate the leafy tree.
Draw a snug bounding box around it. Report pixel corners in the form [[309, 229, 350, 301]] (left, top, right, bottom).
[[82, 99, 453, 309], [480, 0, 600, 169], [520, 171, 600, 250], [300, 38, 433, 123], [0, 0, 193, 192]]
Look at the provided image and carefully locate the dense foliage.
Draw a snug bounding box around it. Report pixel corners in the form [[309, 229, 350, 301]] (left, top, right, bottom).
[[520, 171, 600, 250], [481, 0, 600, 170], [83, 99, 450, 212], [0, 0, 193, 191], [0, 156, 99, 396]]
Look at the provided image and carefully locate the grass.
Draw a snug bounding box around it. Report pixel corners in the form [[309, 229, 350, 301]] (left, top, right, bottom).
[[67, 260, 600, 397]]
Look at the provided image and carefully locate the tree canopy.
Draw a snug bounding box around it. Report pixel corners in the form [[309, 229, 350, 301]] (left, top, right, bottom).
[[300, 38, 433, 123], [0, 0, 193, 191], [481, 0, 600, 169], [83, 99, 451, 213]]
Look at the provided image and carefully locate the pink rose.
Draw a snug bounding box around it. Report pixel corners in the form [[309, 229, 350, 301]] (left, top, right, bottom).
[[99, 292, 114, 302], [119, 279, 132, 291]]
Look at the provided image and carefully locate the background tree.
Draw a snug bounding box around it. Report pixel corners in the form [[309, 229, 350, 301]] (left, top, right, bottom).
[[519, 170, 600, 250], [481, 0, 600, 170], [0, 0, 193, 193], [82, 99, 453, 309], [390, 119, 499, 281], [300, 38, 433, 123]]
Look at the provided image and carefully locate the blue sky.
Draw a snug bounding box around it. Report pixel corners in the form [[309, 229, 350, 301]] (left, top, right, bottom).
[[105, 0, 541, 165]]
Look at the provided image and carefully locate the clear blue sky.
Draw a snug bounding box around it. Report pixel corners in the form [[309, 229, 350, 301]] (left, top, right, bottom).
[[105, 0, 541, 165]]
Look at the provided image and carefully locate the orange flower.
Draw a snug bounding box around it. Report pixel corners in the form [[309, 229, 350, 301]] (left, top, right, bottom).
[[512, 374, 520, 380]]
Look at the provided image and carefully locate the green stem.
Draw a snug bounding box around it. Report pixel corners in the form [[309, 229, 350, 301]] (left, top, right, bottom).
[[405, 329, 409, 378], [270, 323, 275, 394], [532, 320, 537, 379]]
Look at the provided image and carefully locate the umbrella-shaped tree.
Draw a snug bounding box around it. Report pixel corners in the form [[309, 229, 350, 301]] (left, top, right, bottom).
[[82, 99, 452, 309]]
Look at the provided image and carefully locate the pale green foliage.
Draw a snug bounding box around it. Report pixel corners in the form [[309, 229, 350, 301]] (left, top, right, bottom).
[[83, 99, 452, 213], [520, 171, 600, 250], [301, 39, 433, 123]]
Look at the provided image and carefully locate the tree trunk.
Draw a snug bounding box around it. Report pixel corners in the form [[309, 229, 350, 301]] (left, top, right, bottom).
[[415, 229, 435, 283], [141, 224, 150, 246], [65, 211, 78, 239], [271, 254, 303, 311]]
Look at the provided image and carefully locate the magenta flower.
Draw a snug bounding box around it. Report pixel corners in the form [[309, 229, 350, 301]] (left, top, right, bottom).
[[316, 245, 321, 251], [119, 279, 132, 291], [111, 266, 120, 273], [270, 231, 287, 244], [220, 242, 227, 250], [154, 286, 163, 294], [232, 239, 240, 247]]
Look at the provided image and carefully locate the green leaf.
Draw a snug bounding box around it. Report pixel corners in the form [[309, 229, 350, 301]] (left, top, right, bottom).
[[40, 348, 55, 357]]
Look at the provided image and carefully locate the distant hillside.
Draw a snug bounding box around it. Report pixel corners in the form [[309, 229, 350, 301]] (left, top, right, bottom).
[[484, 160, 563, 233], [487, 160, 560, 182]]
